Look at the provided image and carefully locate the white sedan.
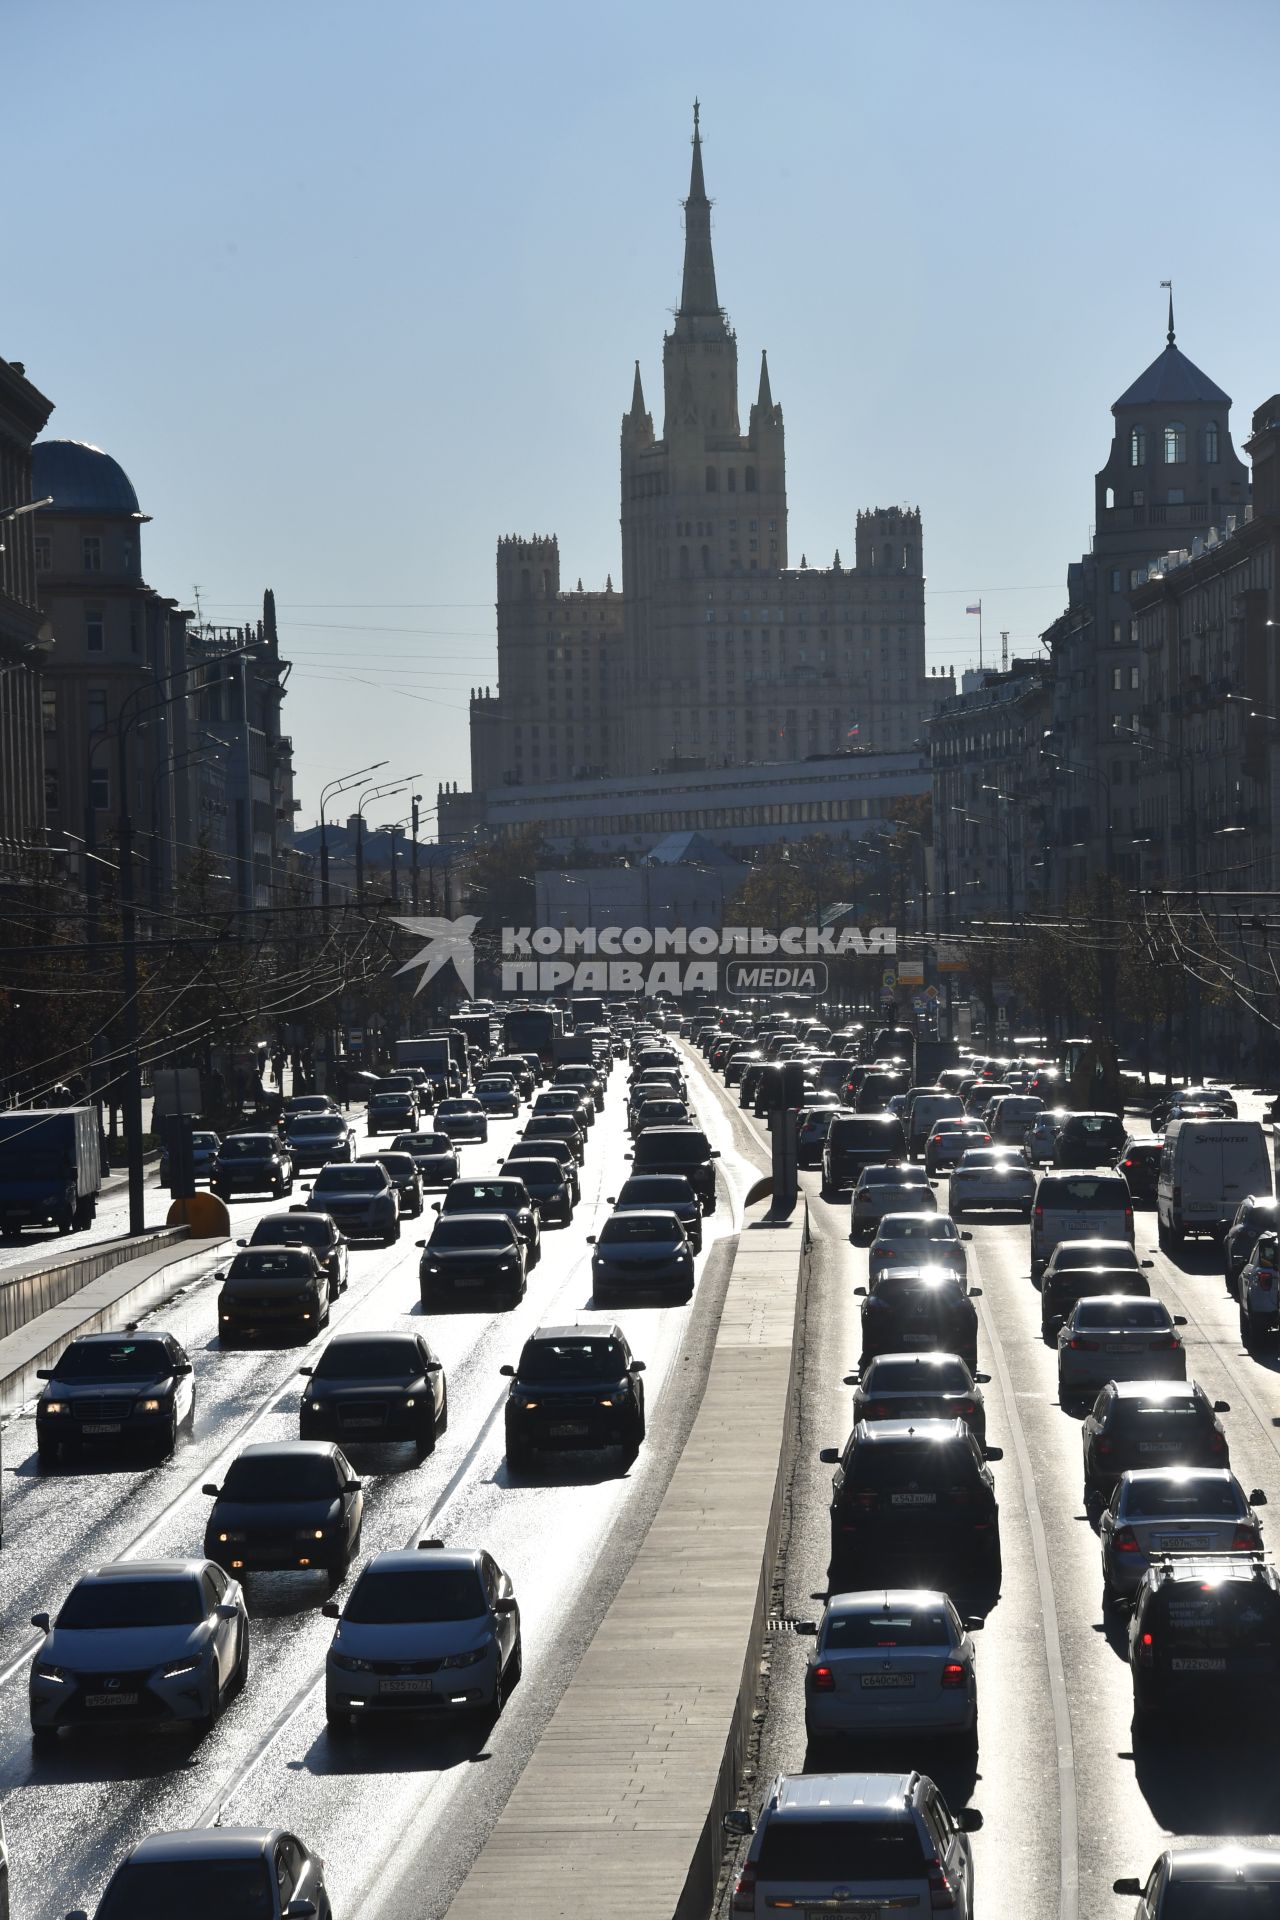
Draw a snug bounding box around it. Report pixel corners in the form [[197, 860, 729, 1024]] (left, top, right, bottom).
[[868, 1212, 970, 1283], [949, 1147, 1036, 1218], [800, 1588, 979, 1753]]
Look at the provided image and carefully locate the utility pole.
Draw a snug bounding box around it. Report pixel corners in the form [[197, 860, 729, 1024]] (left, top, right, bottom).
[[117, 726, 145, 1235], [410, 794, 421, 912]]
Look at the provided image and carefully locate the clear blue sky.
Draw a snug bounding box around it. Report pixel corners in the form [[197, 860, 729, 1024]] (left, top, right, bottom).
[[7, 0, 1279, 835]]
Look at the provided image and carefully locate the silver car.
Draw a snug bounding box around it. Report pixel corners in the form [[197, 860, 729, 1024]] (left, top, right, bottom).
[[303, 1162, 400, 1246], [868, 1212, 970, 1284], [848, 1351, 989, 1450], [324, 1544, 521, 1730], [851, 1165, 936, 1234], [1024, 1108, 1069, 1166], [949, 1147, 1036, 1218], [799, 1589, 979, 1750], [84, 1827, 331, 1920], [30, 1559, 249, 1749], [1057, 1296, 1188, 1403], [1100, 1468, 1267, 1603]]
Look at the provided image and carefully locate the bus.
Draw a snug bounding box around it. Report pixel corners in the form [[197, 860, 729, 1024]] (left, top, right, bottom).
[[500, 1006, 564, 1075]]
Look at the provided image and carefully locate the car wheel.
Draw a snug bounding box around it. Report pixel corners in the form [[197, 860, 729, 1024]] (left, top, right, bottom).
[[159, 1415, 178, 1460], [384, 1224, 397, 1248], [232, 1629, 250, 1696], [36, 1435, 58, 1468], [417, 1412, 438, 1458], [326, 1699, 354, 1735], [193, 1666, 222, 1740], [506, 1431, 533, 1474], [31, 1726, 59, 1756], [272, 1180, 285, 1200], [437, 1384, 449, 1434], [504, 1632, 523, 1696]]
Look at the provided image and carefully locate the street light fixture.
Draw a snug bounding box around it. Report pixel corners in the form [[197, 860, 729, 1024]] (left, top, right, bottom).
[[354, 775, 420, 904], [319, 760, 389, 916]]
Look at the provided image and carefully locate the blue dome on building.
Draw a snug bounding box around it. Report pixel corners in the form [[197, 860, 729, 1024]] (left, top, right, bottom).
[[31, 439, 141, 515]]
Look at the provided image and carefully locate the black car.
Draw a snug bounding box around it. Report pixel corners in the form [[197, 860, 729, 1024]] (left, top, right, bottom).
[[392, 1129, 459, 1188], [217, 1246, 330, 1343], [822, 1417, 1000, 1586], [284, 1112, 353, 1170], [489, 1054, 536, 1098], [1054, 1111, 1128, 1168], [627, 1125, 719, 1212], [506, 1135, 581, 1205], [300, 1332, 446, 1454], [739, 1061, 767, 1109], [1116, 1136, 1163, 1207], [1082, 1378, 1231, 1501], [533, 1088, 595, 1133], [822, 1113, 908, 1196], [502, 1323, 645, 1468], [360, 1150, 425, 1219], [36, 1331, 194, 1464], [522, 1114, 586, 1165], [554, 1065, 605, 1112], [1041, 1264, 1150, 1341], [589, 1209, 695, 1304], [1128, 1552, 1280, 1720], [857, 1268, 980, 1371], [848, 1350, 989, 1450], [244, 1210, 348, 1300], [437, 1176, 541, 1265], [367, 1092, 418, 1137], [501, 1155, 573, 1226], [211, 1134, 294, 1201], [417, 1213, 527, 1309], [203, 1441, 363, 1580], [1225, 1194, 1280, 1298], [606, 1173, 703, 1252]]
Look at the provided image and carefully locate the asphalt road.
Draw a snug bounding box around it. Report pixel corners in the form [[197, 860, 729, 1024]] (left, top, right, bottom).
[[0, 1063, 766, 1920], [702, 1058, 1280, 1920]]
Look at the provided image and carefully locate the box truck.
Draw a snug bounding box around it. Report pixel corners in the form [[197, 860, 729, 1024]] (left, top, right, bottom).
[[0, 1108, 102, 1237]]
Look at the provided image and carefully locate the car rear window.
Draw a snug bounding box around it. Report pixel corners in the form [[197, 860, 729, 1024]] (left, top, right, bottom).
[[851, 1439, 979, 1488], [823, 1606, 953, 1648], [757, 1819, 926, 1880], [618, 1176, 694, 1204], [866, 1357, 970, 1392], [634, 1131, 709, 1163], [1156, 1580, 1280, 1648], [1122, 1478, 1240, 1518], [228, 1250, 312, 1278], [1073, 1300, 1169, 1329], [1040, 1177, 1129, 1207], [410, 1134, 453, 1153], [446, 1181, 522, 1206], [314, 1167, 385, 1192], [599, 1215, 678, 1243], [875, 1216, 956, 1241]]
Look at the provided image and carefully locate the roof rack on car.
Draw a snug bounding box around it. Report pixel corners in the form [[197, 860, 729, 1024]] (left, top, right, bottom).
[[1150, 1548, 1273, 1569]]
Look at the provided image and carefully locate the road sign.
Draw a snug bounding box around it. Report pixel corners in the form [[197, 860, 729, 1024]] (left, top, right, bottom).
[[925, 986, 940, 1002], [881, 969, 897, 990]]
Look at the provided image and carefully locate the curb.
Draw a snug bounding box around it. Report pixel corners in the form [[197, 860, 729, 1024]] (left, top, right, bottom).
[[0, 1226, 192, 1340], [446, 1192, 811, 1920]]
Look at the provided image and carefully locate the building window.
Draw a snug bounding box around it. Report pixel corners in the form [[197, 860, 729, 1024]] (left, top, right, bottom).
[[1131, 489, 1144, 507], [1129, 665, 1140, 690], [727, 469, 736, 492], [705, 466, 718, 492], [745, 467, 757, 493], [1110, 569, 1122, 592], [130, 614, 141, 655], [86, 610, 105, 653], [1112, 666, 1123, 690], [1167, 488, 1184, 505], [1130, 426, 1145, 466], [1163, 422, 1186, 464], [82, 535, 101, 571], [41, 688, 56, 733], [89, 767, 109, 810], [34, 536, 50, 571], [1205, 421, 1220, 464]]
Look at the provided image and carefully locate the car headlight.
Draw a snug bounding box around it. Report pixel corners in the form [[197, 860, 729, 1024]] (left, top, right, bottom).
[[33, 1664, 67, 1684], [404, 1397, 417, 1409], [298, 1527, 330, 1540], [331, 1651, 373, 1672], [42, 1401, 70, 1416], [441, 1644, 489, 1669], [161, 1657, 202, 1679], [302, 1398, 322, 1414], [217, 1531, 247, 1543], [138, 1398, 164, 1413], [499, 1260, 514, 1271]]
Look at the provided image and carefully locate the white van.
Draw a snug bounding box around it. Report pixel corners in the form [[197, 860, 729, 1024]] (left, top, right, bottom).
[[1158, 1118, 1272, 1248], [987, 1094, 1043, 1150], [1031, 1171, 1134, 1276], [907, 1092, 966, 1159]]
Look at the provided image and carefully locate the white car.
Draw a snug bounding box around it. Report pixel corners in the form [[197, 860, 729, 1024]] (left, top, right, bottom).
[[435, 1097, 489, 1142], [324, 1545, 521, 1730], [867, 1211, 969, 1283], [1024, 1109, 1069, 1166], [949, 1147, 1036, 1218], [30, 1560, 249, 1749], [1057, 1296, 1187, 1403], [851, 1166, 936, 1234], [800, 1589, 979, 1749]]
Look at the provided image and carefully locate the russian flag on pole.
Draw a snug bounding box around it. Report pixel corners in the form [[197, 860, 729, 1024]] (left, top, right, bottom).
[[966, 603, 981, 615]]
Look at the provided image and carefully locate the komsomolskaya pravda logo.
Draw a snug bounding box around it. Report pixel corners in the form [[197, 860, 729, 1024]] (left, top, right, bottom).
[[391, 916, 480, 997]]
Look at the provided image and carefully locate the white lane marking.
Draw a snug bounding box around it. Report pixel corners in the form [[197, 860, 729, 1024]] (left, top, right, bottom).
[[973, 1245, 1079, 1920]]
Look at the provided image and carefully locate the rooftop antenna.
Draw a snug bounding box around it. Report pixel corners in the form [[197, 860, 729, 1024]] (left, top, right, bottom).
[[192, 582, 204, 626], [1000, 629, 1009, 672], [1161, 278, 1175, 346]]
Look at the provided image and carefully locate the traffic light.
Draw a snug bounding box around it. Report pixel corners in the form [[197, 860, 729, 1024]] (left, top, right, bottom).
[[163, 1113, 197, 1198]]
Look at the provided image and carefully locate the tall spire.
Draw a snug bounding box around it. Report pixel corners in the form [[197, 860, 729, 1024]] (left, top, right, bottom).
[[757, 349, 773, 410], [1162, 278, 1175, 346], [677, 100, 723, 326], [629, 359, 646, 417]]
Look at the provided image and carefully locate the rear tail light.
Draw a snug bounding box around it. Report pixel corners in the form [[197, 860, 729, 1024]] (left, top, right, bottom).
[[810, 1664, 836, 1693], [958, 1399, 976, 1416], [731, 1862, 757, 1912], [866, 1402, 889, 1418], [1096, 1438, 1113, 1454], [1210, 1433, 1227, 1454], [1112, 1526, 1140, 1553], [1149, 1337, 1181, 1350], [1258, 1270, 1276, 1291], [1136, 1630, 1155, 1666], [1035, 1206, 1044, 1223], [927, 1860, 958, 1909], [941, 1661, 967, 1688], [1070, 1336, 1100, 1350], [1232, 1527, 1261, 1550]]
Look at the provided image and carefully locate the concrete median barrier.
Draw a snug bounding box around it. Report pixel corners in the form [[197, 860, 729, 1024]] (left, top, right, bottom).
[[446, 1192, 811, 1920]]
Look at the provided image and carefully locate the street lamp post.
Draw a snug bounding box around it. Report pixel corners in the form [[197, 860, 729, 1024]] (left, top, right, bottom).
[[319, 761, 388, 921], [354, 776, 419, 905], [1040, 745, 1116, 1038]]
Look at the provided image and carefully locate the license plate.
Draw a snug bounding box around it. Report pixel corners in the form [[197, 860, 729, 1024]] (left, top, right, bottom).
[[453, 1276, 485, 1289], [860, 1672, 915, 1688], [891, 1492, 937, 1506], [343, 1418, 382, 1430], [1172, 1657, 1226, 1672], [550, 1421, 589, 1436], [1106, 1342, 1131, 1352], [85, 1692, 139, 1707], [1155, 1535, 1205, 1551], [82, 1422, 122, 1435], [1137, 1443, 1176, 1453], [806, 1910, 878, 1920], [379, 1676, 433, 1695]]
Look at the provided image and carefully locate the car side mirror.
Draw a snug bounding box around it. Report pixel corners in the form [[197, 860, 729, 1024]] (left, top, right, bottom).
[[64, 1911, 89, 1920], [499, 1364, 515, 1377], [212, 1270, 225, 1282], [493, 1596, 517, 1615], [710, 1148, 721, 1158], [35, 1368, 52, 1380], [1141, 1259, 1154, 1269], [984, 1445, 1004, 1461], [1113, 1880, 1141, 1897], [236, 1238, 247, 1247], [1214, 1400, 1231, 1414], [1252, 1489, 1269, 1506], [818, 1446, 840, 1464], [853, 1285, 867, 1296], [202, 1483, 219, 1497], [1173, 1314, 1188, 1326], [842, 1371, 859, 1386], [965, 1614, 985, 1630], [961, 1231, 973, 1241], [286, 1901, 318, 1919], [346, 1479, 363, 1492], [968, 1286, 983, 1297], [975, 1371, 991, 1383], [432, 1201, 441, 1212], [722, 1809, 753, 1837], [630, 1359, 647, 1373], [794, 1619, 818, 1635], [216, 1601, 239, 1621], [31, 1612, 50, 1633], [415, 1239, 427, 1248], [586, 1234, 597, 1245], [956, 1807, 983, 1833], [624, 1152, 633, 1160], [298, 1364, 314, 1376], [321, 1598, 341, 1619], [426, 1360, 442, 1372]]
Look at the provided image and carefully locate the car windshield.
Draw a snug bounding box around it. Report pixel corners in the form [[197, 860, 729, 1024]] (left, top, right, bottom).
[[756, 1821, 926, 1879], [253, 1216, 326, 1247], [823, 1606, 953, 1648], [1053, 1243, 1137, 1269], [219, 1138, 273, 1157], [430, 1218, 514, 1249], [95, 1861, 275, 1920], [313, 1340, 419, 1380], [867, 1358, 970, 1392], [313, 1168, 385, 1192], [1074, 1301, 1169, 1329], [53, 1340, 169, 1380], [600, 1216, 678, 1243], [1123, 1478, 1240, 1518], [344, 1566, 486, 1623], [57, 1577, 204, 1629], [371, 1094, 407, 1108], [518, 1338, 627, 1382], [957, 1150, 1017, 1170], [228, 1251, 311, 1278], [220, 1454, 340, 1500], [192, 1133, 220, 1149], [287, 1116, 344, 1135], [863, 1174, 927, 1193], [447, 1183, 521, 1206]]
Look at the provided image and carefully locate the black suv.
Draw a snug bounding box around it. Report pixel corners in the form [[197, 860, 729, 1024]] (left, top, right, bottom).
[[1081, 1378, 1231, 1502], [822, 1417, 1000, 1586], [1054, 1111, 1127, 1168], [607, 1173, 703, 1253], [436, 1176, 541, 1266], [627, 1126, 719, 1212], [1041, 1264, 1149, 1341], [211, 1133, 294, 1200], [822, 1114, 907, 1196], [501, 1323, 645, 1469], [857, 1269, 980, 1372], [1128, 1552, 1280, 1720]]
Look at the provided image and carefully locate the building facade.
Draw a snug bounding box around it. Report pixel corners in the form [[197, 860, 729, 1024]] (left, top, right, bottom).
[[0, 355, 55, 877], [462, 112, 952, 814], [928, 659, 1053, 926]]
